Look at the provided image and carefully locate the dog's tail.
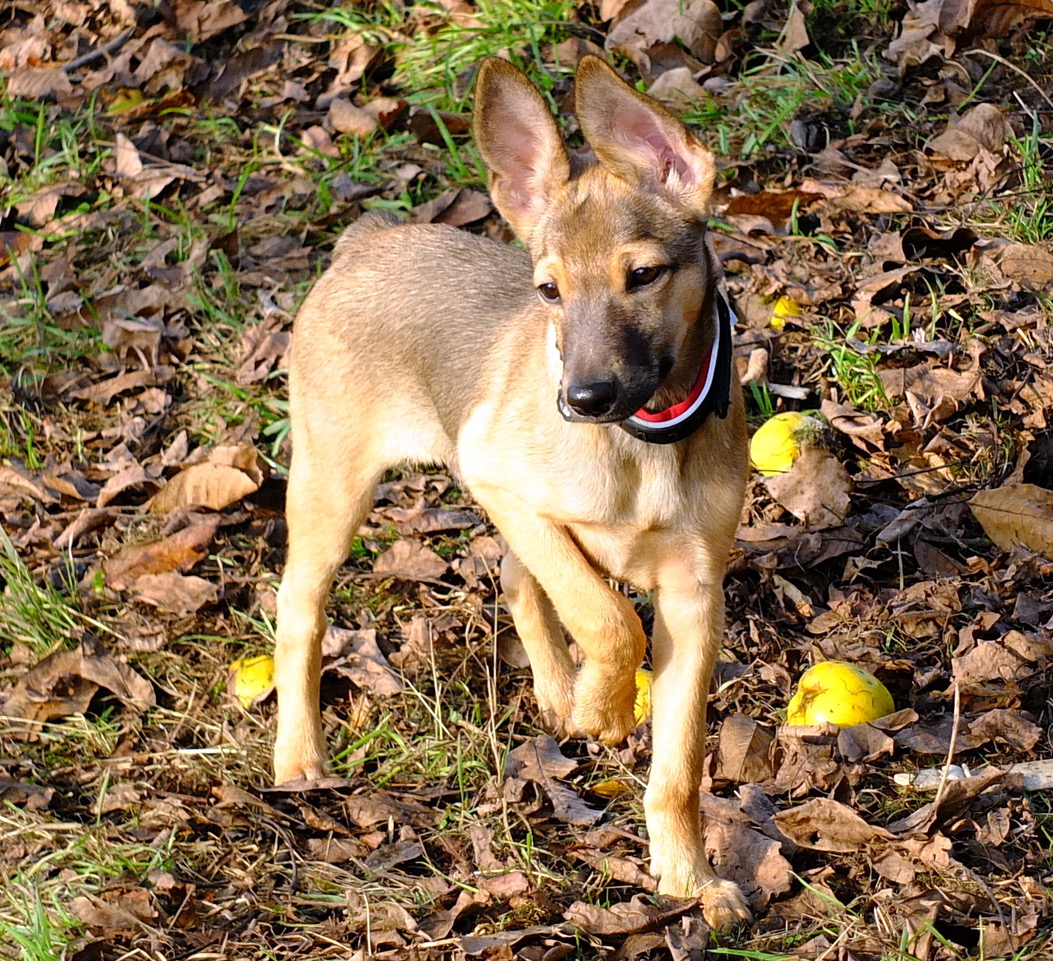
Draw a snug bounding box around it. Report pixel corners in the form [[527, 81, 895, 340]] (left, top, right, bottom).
[[332, 209, 402, 261]]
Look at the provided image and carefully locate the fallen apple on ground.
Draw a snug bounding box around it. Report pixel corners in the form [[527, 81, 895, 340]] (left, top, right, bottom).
[[786, 660, 895, 728], [749, 410, 820, 476]]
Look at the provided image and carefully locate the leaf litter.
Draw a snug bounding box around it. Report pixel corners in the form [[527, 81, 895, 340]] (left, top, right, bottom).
[[1, 0, 1053, 958]]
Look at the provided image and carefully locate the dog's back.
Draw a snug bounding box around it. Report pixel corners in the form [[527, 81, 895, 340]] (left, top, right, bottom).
[[290, 217, 541, 470]]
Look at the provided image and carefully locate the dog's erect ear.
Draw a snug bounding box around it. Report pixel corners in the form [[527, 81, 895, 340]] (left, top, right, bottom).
[[574, 56, 715, 215], [474, 58, 571, 241]]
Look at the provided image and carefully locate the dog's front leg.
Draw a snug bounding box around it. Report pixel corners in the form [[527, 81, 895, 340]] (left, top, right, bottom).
[[480, 491, 645, 744], [647, 565, 751, 932]]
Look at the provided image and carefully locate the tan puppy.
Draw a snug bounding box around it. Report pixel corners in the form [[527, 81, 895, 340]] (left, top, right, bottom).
[[273, 56, 750, 930]]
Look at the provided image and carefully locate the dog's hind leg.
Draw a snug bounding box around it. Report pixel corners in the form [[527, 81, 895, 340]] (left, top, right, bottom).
[[273, 418, 382, 785], [500, 549, 577, 737]]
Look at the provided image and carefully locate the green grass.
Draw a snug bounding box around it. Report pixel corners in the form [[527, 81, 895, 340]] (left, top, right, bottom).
[[683, 49, 879, 158], [299, 0, 581, 112], [814, 319, 890, 411], [1003, 117, 1053, 245], [1, 4, 1052, 958], [0, 886, 80, 961], [0, 528, 108, 657]]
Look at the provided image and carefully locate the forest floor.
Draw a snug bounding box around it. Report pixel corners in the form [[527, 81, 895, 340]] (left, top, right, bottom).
[[2, 0, 1053, 958]]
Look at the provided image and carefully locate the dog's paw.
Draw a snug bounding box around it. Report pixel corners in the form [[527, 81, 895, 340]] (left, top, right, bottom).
[[572, 665, 637, 744], [273, 739, 328, 786], [533, 676, 578, 738], [697, 878, 752, 933], [656, 871, 750, 933]]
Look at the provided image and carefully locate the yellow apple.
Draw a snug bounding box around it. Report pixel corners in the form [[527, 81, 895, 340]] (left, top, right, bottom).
[[786, 660, 894, 728], [749, 411, 818, 476], [634, 668, 652, 724]]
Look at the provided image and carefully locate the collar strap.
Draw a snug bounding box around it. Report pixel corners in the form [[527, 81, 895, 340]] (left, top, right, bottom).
[[618, 294, 735, 445]]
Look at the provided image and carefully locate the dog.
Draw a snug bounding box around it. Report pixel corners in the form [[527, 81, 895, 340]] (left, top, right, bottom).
[[272, 55, 750, 931]]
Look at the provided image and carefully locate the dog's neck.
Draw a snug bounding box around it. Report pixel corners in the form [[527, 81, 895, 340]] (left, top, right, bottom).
[[649, 288, 717, 412], [619, 292, 732, 445]]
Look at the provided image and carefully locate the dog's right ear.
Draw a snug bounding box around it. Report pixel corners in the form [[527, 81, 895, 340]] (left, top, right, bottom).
[[474, 58, 570, 241]]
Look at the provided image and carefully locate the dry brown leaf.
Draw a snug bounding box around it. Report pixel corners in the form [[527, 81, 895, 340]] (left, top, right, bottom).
[[372, 538, 449, 581], [508, 735, 579, 781], [834, 186, 913, 214], [103, 516, 220, 590], [478, 870, 534, 899], [174, 0, 248, 41], [14, 182, 87, 228], [328, 98, 378, 137], [888, 768, 1004, 834], [773, 798, 893, 851], [953, 629, 1053, 689], [646, 67, 708, 108], [363, 837, 425, 871], [885, 0, 1053, 69], [980, 914, 1041, 958], [306, 836, 370, 863], [879, 362, 981, 406], [69, 370, 161, 407], [605, 0, 722, 73], [150, 461, 259, 513], [901, 225, 978, 260], [71, 889, 157, 935], [927, 103, 1010, 160], [773, 724, 844, 794], [237, 314, 291, 385], [576, 849, 655, 890], [969, 708, 1041, 751], [386, 506, 479, 535], [458, 924, 566, 956], [96, 464, 161, 507], [996, 243, 1053, 289], [779, 2, 811, 53], [1, 637, 155, 721], [764, 448, 853, 529], [507, 736, 602, 826], [323, 626, 404, 696], [711, 714, 776, 783], [0, 777, 53, 810], [872, 834, 954, 883], [895, 714, 985, 754], [0, 466, 55, 505], [410, 187, 493, 227], [968, 0, 1053, 35], [837, 721, 896, 762], [103, 315, 166, 368], [132, 571, 220, 616], [724, 189, 824, 233], [363, 96, 406, 128], [969, 483, 1053, 558], [6, 66, 73, 99], [563, 894, 693, 936], [601, 0, 637, 19], [704, 821, 793, 909]]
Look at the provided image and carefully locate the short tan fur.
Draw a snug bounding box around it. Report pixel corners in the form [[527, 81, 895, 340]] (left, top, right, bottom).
[[273, 55, 750, 931]]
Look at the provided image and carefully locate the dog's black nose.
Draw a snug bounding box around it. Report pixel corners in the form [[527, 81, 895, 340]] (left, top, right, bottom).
[[566, 380, 618, 417]]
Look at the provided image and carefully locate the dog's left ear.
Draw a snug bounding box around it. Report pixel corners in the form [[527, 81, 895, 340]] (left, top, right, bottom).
[[574, 56, 715, 215]]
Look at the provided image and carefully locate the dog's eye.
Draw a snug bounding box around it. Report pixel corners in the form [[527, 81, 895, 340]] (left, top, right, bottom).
[[537, 282, 561, 303], [627, 266, 667, 291]]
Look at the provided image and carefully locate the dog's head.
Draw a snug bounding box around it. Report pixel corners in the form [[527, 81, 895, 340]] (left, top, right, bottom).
[[474, 56, 718, 423]]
